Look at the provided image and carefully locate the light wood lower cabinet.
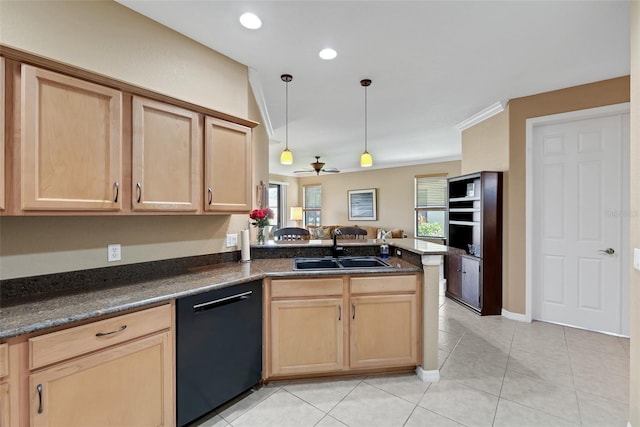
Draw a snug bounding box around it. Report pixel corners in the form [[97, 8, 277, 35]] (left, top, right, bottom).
[[271, 298, 344, 376], [30, 332, 172, 427], [349, 294, 418, 369], [0, 342, 8, 427], [266, 274, 420, 379], [27, 305, 173, 427]]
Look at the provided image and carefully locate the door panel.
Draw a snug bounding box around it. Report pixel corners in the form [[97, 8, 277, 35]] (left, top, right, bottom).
[[533, 113, 626, 334]]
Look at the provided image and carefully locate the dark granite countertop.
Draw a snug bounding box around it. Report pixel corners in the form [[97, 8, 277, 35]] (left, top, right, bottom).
[[0, 256, 420, 340]]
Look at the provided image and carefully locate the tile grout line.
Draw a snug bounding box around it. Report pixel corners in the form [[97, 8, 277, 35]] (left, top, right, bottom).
[[491, 317, 517, 426]]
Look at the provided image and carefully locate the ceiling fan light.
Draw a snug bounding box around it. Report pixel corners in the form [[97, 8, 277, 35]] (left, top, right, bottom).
[[280, 148, 293, 165], [360, 151, 373, 168]]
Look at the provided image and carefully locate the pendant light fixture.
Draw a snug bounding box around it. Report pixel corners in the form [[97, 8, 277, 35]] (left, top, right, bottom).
[[360, 78, 373, 168], [280, 74, 294, 165]]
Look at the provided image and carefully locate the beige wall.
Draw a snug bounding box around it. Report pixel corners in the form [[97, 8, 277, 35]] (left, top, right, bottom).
[[0, 0, 248, 118], [461, 107, 510, 309], [629, 2, 639, 425], [0, 1, 269, 279], [461, 107, 510, 174], [504, 76, 630, 314], [295, 161, 461, 236]]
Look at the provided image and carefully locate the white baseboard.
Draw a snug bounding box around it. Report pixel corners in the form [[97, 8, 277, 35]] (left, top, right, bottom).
[[501, 309, 529, 322], [415, 367, 440, 383]]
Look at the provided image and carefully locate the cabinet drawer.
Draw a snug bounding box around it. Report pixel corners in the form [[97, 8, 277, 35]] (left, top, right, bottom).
[[271, 278, 344, 298], [0, 344, 7, 378], [350, 275, 417, 294], [29, 304, 171, 370]]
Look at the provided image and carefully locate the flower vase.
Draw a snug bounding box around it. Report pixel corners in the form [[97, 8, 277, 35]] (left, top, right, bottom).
[[257, 227, 265, 245]]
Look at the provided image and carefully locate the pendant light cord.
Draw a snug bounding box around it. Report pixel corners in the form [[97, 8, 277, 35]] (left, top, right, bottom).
[[364, 84, 368, 152], [285, 79, 289, 151]]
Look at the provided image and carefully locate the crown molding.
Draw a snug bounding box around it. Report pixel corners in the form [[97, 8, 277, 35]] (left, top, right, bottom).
[[248, 67, 274, 137], [456, 100, 508, 131]]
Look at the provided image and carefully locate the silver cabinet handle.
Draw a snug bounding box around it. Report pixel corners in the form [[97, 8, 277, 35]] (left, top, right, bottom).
[[37, 384, 43, 414], [95, 325, 127, 337], [136, 182, 142, 203], [338, 304, 341, 321], [599, 248, 615, 255], [352, 303, 356, 320], [208, 187, 213, 205], [113, 181, 119, 203]]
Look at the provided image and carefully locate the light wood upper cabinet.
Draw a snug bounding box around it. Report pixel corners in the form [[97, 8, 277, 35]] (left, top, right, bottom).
[[20, 65, 122, 211], [132, 96, 201, 212], [204, 117, 252, 213]]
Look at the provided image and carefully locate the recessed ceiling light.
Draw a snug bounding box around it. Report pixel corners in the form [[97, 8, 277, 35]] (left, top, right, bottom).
[[239, 13, 262, 30], [319, 48, 337, 60]]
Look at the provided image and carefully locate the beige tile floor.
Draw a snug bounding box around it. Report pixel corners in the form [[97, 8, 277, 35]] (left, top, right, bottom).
[[191, 295, 630, 427]]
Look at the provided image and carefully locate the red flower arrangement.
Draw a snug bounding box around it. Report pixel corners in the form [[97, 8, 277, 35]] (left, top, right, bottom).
[[249, 207, 274, 228]]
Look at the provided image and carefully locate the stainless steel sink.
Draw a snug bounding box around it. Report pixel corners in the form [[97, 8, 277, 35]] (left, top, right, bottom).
[[293, 256, 391, 270]]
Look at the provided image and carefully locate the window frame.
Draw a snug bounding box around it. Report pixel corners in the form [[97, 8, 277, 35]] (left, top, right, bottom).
[[268, 182, 287, 230], [302, 184, 322, 227], [414, 174, 447, 239]]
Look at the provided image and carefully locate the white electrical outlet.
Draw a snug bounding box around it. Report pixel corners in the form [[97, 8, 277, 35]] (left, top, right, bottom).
[[108, 244, 121, 262], [226, 233, 238, 247], [634, 248, 640, 271]]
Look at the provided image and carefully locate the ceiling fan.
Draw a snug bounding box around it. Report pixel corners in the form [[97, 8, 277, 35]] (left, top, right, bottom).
[[294, 156, 340, 175]]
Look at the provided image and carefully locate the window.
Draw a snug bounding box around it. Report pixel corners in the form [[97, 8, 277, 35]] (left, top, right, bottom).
[[415, 175, 447, 238], [303, 185, 322, 226], [269, 182, 288, 230]]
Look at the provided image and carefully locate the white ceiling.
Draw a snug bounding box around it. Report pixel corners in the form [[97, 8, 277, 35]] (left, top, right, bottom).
[[117, 0, 630, 176]]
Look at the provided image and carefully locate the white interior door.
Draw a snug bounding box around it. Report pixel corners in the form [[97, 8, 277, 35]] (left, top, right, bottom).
[[532, 112, 628, 335]]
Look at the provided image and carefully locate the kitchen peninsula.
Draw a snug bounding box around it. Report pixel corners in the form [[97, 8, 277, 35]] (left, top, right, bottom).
[[0, 238, 459, 426]]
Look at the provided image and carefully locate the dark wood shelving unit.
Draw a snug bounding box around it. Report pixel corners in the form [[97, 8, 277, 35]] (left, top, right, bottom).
[[445, 171, 503, 315]]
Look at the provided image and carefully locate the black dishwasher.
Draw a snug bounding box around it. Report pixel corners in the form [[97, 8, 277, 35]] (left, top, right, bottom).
[[176, 280, 262, 427]]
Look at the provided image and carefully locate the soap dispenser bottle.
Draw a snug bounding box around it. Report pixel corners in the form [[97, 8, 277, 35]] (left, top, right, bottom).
[[380, 240, 389, 259]]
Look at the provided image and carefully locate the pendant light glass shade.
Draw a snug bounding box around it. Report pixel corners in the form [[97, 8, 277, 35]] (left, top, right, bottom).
[[360, 79, 373, 168], [280, 74, 294, 165], [280, 148, 293, 165], [360, 151, 373, 167]]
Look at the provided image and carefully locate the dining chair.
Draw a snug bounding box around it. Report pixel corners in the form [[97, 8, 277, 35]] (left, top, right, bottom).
[[273, 227, 311, 241]]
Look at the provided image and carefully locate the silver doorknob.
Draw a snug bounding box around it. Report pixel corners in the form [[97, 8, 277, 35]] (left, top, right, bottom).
[[599, 248, 615, 255]]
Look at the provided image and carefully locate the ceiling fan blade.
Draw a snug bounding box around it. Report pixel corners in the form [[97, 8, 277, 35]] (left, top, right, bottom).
[[322, 169, 340, 173], [293, 169, 314, 173]]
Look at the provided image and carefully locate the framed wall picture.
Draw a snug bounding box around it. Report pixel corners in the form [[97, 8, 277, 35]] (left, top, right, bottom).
[[348, 188, 377, 221]]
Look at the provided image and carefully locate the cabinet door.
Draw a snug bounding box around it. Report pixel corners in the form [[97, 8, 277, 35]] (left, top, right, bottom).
[[132, 97, 201, 211], [0, 382, 8, 427], [271, 298, 344, 375], [204, 117, 251, 213], [461, 257, 480, 308], [445, 255, 462, 299], [350, 294, 418, 369], [0, 57, 5, 211], [21, 65, 122, 211], [30, 331, 173, 427]]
